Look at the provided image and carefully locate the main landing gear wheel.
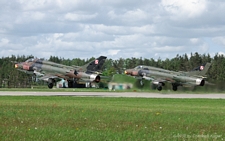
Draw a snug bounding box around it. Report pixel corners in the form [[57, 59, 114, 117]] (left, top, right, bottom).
[[47, 78, 55, 89], [68, 80, 73, 88], [156, 82, 164, 91], [48, 83, 54, 89], [172, 83, 178, 91], [172, 86, 178, 91], [157, 86, 162, 91]]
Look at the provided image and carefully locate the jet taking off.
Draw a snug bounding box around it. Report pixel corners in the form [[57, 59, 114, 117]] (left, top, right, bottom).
[[15, 56, 107, 89], [125, 63, 211, 91]]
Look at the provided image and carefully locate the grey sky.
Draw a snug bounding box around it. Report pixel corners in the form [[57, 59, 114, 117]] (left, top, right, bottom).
[[0, 0, 225, 60]]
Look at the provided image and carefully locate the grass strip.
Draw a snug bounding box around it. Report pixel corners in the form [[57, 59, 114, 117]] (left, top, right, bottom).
[[0, 96, 225, 140]]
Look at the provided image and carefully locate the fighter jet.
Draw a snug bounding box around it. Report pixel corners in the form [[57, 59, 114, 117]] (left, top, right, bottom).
[[15, 56, 107, 89], [125, 63, 211, 91]]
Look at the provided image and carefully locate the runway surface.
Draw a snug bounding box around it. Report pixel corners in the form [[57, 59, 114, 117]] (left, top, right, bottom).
[[0, 91, 225, 99]]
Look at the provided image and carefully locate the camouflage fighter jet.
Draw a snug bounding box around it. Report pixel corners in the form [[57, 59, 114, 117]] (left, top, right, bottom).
[[15, 56, 107, 89], [125, 63, 211, 91]]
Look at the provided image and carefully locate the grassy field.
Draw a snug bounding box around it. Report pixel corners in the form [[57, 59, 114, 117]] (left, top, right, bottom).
[[0, 96, 225, 140]]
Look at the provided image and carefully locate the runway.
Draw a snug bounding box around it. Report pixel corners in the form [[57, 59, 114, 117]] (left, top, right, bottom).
[[0, 91, 225, 99]]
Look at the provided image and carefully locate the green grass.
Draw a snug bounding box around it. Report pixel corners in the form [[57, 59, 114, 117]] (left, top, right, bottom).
[[0, 87, 110, 92], [0, 96, 225, 140]]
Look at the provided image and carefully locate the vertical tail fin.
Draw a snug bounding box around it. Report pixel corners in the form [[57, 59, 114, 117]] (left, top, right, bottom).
[[83, 56, 107, 73], [188, 63, 211, 76]]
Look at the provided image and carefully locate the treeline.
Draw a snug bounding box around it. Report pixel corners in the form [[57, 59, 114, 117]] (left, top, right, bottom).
[[0, 52, 225, 90]]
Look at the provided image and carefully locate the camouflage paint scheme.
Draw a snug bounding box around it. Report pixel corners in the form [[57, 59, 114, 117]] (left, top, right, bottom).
[[15, 56, 107, 89], [125, 63, 211, 91]]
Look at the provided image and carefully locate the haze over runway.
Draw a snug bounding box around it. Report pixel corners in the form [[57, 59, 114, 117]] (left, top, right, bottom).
[[1, 91, 225, 99]]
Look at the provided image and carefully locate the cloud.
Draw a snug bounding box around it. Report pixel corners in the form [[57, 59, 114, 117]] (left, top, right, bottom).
[[152, 46, 187, 53], [218, 51, 225, 56], [101, 49, 120, 57], [64, 13, 98, 22], [161, 0, 207, 18], [0, 0, 224, 60], [212, 36, 225, 47], [0, 38, 9, 46], [108, 9, 149, 26]]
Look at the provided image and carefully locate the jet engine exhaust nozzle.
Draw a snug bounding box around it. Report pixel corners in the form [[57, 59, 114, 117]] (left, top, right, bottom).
[[196, 78, 205, 86]]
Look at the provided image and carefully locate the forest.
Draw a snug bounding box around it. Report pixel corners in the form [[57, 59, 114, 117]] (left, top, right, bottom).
[[0, 52, 225, 91]]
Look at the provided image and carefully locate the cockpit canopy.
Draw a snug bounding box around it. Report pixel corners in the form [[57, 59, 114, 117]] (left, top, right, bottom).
[[134, 65, 143, 69], [25, 58, 43, 63], [134, 65, 149, 70], [25, 58, 35, 63]]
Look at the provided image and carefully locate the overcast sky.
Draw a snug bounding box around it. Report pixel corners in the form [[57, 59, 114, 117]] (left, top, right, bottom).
[[0, 0, 225, 60]]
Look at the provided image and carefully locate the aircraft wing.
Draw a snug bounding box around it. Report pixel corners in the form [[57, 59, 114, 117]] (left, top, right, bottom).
[[152, 78, 167, 84], [147, 77, 177, 85], [37, 74, 62, 82], [140, 69, 175, 82]]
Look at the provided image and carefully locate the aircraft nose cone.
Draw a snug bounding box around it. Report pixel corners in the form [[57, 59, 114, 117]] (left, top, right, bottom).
[[125, 69, 139, 76], [124, 69, 131, 75], [15, 64, 18, 68], [15, 63, 23, 69], [15, 62, 32, 70]]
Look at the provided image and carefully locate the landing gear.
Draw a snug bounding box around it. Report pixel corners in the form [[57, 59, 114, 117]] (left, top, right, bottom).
[[48, 83, 54, 89], [172, 83, 179, 91], [32, 74, 37, 82], [172, 86, 178, 91], [47, 78, 55, 89], [68, 80, 73, 88], [152, 82, 165, 91], [140, 80, 144, 86], [157, 86, 162, 91], [88, 82, 92, 88], [67, 79, 86, 88], [157, 82, 164, 91]]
